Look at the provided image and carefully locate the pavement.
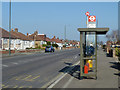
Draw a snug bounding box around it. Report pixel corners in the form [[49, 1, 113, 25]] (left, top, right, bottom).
[[46, 49, 119, 88], [2, 48, 80, 88], [1, 50, 45, 58]]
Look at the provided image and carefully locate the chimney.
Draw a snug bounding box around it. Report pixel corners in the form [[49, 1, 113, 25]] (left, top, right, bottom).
[[27, 33, 29, 36], [15, 28, 18, 32], [34, 31, 38, 35], [53, 36, 56, 39], [11, 28, 13, 32]]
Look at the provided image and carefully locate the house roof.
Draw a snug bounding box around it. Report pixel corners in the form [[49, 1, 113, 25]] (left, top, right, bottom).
[[0, 27, 17, 39], [29, 32, 46, 41], [51, 36, 63, 43], [46, 37, 52, 42], [10, 28, 32, 41], [37, 35, 46, 41]]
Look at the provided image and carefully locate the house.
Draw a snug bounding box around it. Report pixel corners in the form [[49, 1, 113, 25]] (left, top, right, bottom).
[[46, 37, 52, 45], [63, 39, 70, 46], [0, 27, 18, 50], [10, 28, 33, 50], [28, 31, 47, 48], [51, 36, 63, 49], [26, 33, 35, 48]]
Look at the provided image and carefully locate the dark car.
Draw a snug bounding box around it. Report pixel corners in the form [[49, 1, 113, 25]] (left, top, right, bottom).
[[85, 46, 95, 56], [45, 46, 55, 52]]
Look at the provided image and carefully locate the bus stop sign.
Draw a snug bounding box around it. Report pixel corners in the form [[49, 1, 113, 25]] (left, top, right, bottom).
[[88, 16, 96, 22]]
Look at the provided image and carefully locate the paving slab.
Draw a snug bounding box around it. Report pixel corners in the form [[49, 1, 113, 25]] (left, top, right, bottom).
[[52, 49, 119, 88]]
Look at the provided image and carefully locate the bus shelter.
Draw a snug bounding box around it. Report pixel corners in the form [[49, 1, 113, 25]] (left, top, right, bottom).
[[78, 28, 109, 79]]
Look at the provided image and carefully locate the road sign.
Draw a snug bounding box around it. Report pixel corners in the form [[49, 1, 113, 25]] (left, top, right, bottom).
[[88, 24, 96, 28], [88, 16, 96, 22], [85, 12, 89, 16]]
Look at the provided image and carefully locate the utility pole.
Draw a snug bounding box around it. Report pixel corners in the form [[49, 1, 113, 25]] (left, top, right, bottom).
[[9, 0, 11, 55], [118, 1, 120, 42], [64, 25, 66, 40], [64, 25, 66, 48]]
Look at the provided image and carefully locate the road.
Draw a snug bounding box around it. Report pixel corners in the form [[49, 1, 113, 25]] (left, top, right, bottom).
[[2, 48, 80, 88]]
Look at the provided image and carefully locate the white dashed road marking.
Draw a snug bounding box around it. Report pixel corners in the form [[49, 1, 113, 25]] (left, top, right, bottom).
[[2, 65, 8, 67], [12, 62, 18, 65]]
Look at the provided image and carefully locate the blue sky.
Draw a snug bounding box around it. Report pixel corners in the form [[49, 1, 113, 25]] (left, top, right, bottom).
[[2, 2, 118, 42]]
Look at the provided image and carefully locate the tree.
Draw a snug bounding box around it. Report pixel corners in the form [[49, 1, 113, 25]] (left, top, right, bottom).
[[106, 30, 119, 43], [47, 41, 51, 45]]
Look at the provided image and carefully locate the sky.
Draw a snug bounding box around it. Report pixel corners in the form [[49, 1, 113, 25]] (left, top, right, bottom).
[[2, 2, 118, 42]]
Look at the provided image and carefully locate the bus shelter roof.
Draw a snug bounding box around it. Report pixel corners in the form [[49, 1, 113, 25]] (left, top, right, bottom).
[[77, 28, 109, 34]]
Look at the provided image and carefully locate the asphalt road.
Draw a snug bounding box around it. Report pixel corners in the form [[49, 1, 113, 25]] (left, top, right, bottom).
[[2, 48, 80, 88]]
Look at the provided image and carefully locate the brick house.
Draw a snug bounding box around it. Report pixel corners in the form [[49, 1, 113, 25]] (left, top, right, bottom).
[[28, 31, 47, 48], [51, 36, 63, 49]]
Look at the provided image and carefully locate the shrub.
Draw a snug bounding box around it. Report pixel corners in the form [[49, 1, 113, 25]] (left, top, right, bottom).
[[115, 48, 120, 57], [42, 44, 47, 47], [52, 44, 58, 48]]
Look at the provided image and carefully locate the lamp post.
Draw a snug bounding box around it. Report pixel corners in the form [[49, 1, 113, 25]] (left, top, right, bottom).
[[64, 25, 66, 48], [9, 0, 11, 55]]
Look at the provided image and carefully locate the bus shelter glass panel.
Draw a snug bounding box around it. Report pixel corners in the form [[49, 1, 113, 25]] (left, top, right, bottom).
[[85, 32, 96, 57], [81, 32, 96, 77]]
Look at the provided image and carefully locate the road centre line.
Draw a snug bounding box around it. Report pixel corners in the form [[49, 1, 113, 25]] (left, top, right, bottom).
[[3, 53, 61, 67]]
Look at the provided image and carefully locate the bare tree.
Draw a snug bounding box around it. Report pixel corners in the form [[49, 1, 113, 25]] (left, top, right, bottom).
[[106, 30, 119, 43]]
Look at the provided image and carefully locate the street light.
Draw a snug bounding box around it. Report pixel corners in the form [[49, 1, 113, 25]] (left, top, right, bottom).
[[64, 25, 67, 48], [9, 0, 11, 55]]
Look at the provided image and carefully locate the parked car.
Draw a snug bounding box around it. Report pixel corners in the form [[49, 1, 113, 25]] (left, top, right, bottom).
[[45, 45, 55, 52], [85, 46, 95, 56]]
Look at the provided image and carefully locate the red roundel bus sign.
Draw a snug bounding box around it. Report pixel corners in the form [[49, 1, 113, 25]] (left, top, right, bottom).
[[85, 12, 90, 16], [88, 16, 96, 22]]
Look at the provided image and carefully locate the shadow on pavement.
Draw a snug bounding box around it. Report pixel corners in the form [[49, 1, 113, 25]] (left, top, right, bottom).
[[59, 62, 96, 80], [59, 62, 81, 80], [109, 62, 120, 76], [109, 61, 120, 88]]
